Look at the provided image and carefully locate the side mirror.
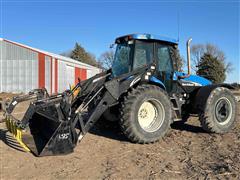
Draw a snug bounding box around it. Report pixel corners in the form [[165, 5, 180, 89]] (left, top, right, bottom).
[[109, 44, 115, 49]]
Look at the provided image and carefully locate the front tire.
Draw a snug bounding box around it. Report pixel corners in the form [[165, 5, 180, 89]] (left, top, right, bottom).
[[199, 87, 237, 133], [119, 85, 172, 143]]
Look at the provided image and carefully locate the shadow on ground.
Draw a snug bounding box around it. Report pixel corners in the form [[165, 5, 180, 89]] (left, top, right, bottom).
[[89, 118, 129, 142], [171, 121, 206, 133], [89, 117, 206, 142], [0, 128, 26, 152]]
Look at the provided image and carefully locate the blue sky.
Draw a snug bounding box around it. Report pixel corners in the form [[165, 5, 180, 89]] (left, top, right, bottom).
[[1, 0, 239, 83]]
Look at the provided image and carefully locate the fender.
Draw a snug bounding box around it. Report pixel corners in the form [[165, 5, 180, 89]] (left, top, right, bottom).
[[149, 76, 166, 90], [193, 84, 234, 113], [215, 83, 235, 90]]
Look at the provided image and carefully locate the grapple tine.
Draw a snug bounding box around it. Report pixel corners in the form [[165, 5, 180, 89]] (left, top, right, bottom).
[[9, 119, 12, 133], [4, 115, 30, 152], [16, 128, 30, 152]]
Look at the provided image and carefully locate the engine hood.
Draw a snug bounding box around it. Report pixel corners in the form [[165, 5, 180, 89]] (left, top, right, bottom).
[[174, 72, 212, 86]]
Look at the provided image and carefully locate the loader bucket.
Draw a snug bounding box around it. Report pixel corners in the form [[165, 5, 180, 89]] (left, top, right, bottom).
[[5, 101, 77, 156]]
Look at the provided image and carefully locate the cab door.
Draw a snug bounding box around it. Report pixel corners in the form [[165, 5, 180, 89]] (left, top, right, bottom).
[[155, 43, 174, 92]]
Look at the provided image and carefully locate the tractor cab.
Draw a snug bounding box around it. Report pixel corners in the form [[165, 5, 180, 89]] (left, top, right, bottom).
[[112, 34, 179, 91]]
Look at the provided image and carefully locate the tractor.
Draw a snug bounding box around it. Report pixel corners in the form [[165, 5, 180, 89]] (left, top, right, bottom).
[[3, 34, 238, 156]]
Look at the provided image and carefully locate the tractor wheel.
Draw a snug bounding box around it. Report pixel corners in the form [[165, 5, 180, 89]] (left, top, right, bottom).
[[199, 87, 237, 133], [119, 85, 172, 143]]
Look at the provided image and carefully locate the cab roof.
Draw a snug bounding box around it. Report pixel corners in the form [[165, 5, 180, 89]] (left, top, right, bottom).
[[115, 33, 178, 45]]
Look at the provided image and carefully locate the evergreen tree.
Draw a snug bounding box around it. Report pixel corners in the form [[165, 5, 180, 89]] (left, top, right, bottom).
[[70, 43, 97, 66], [191, 43, 232, 73], [70, 43, 85, 61], [197, 53, 226, 83]]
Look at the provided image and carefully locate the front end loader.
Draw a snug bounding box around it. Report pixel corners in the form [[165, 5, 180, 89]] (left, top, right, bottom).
[[3, 34, 238, 156], [4, 66, 152, 156]]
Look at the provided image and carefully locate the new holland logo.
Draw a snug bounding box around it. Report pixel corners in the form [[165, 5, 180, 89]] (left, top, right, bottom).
[[181, 81, 202, 86]]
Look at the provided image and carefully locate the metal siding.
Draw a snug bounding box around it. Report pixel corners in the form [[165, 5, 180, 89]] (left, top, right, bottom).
[[52, 58, 55, 93], [32, 53, 38, 89], [55, 59, 58, 93], [1, 41, 7, 92], [75, 67, 81, 85], [87, 68, 100, 79], [45, 56, 51, 93], [58, 60, 67, 92], [26, 57, 32, 92], [87, 69, 92, 79], [19, 55, 25, 92], [78, 68, 86, 80], [38, 53, 45, 89], [1, 40, 38, 93], [66, 65, 75, 87], [0, 39, 102, 93]]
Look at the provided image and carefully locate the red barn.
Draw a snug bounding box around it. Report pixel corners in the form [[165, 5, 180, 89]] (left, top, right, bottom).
[[0, 38, 101, 94]]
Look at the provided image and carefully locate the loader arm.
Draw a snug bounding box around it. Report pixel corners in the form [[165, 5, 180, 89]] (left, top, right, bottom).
[[4, 66, 151, 156]]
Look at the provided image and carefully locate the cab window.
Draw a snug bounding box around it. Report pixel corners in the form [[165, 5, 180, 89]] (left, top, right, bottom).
[[157, 45, 173, 72], [133, 41, 153, 70]]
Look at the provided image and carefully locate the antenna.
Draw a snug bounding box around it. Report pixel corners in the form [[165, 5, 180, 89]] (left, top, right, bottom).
[[177, 12, 180, 42]]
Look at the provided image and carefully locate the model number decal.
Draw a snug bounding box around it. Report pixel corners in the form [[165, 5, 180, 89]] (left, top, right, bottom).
[[58, 133, 70, 140], [12, 101, 17, 106]]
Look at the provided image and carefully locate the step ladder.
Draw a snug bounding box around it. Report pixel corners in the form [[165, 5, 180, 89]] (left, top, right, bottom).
[[170, 95, 182, 121]]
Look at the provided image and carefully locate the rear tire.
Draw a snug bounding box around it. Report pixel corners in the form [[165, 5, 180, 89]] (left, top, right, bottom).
[[119, 85, 172, 143], [198, 87, 237, 133]]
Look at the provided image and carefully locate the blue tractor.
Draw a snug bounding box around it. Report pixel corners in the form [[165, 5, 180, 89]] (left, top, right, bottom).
[[4, 34, 238, 156]]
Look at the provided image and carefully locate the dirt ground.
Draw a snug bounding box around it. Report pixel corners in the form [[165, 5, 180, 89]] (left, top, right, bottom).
[[0, 93, 239, 180]]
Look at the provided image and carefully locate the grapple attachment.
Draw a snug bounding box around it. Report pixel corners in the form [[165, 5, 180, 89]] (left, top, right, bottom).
[[3, 70, 129, 156], [4, 89, 77, 156]]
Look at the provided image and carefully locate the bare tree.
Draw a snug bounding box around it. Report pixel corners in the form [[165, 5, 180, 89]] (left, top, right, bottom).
[[98, 50, 115, 70], [191, 44, 205, 72], [191, 43, 232, 73]]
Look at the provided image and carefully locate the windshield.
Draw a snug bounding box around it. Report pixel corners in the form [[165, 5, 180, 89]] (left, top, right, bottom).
[[112, 42, 133, 77]]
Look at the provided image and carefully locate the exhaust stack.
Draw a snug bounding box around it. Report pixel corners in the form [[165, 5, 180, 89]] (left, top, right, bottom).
[[178, 38, 192, 79], [186, 38, 192, 75]]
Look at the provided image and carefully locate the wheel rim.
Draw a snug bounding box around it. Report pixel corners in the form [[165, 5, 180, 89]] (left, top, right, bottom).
[[137, 99, 165, 132], [214, 97, 232, 125]]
